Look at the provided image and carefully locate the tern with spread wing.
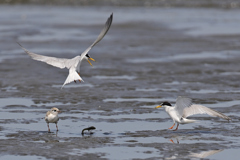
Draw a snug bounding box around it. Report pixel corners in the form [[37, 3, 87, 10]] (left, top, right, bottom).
[[155, 96, 231, 131], [18, 13, 113, 88]]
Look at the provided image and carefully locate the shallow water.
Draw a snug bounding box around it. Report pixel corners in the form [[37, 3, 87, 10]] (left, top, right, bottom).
[[0, 3, 240, 160]]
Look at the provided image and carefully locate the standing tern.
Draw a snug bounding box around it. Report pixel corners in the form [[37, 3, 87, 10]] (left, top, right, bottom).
[[155, 96, 231, 131], [18, 13, 113, 88]]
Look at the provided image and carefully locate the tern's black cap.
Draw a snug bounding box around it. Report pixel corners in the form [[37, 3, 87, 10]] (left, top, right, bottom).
[[161, 101, 172, 106]]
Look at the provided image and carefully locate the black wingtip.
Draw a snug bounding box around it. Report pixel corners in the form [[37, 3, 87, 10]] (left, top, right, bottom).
[[16, 42, 27, 52], [109, 13, 113, 23], [17, 42, 22, 47]]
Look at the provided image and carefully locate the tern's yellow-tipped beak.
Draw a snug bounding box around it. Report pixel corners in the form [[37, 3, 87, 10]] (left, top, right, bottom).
[[87, 58, 95, 67], [87, 60, 93, 66], [89, 57, 95, 61], [155, 105, 162, 109]]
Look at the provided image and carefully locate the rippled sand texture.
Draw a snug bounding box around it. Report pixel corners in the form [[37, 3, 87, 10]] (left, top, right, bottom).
[[0, 3, 240, 160]]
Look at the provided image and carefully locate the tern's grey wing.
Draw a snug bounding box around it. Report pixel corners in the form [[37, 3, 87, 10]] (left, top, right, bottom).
[[182, 104, 231, 120], [175, 96, 193, 116], [18, 43, 68, 69], [80, 13, 113, 60]]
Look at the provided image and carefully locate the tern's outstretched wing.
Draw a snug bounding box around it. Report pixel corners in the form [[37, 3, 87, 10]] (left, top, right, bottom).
[[18, 43, 69, 69], [61, 67, 84, 89], [80, 13, 113, 60], [175, 96, 193, 116], [182, 104, 231, 120]]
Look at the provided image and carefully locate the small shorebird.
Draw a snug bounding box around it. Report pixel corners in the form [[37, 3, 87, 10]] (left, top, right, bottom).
[[45, 107, 61, 132], [18, 13, 113, 88], [155, 96, 231, 131]]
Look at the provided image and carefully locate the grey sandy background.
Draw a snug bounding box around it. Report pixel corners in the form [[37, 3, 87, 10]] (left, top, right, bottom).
[[0, 1, 240, 159]]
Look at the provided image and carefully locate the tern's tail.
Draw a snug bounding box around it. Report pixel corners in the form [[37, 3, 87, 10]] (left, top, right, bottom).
[[61, 68, 84, 89], [181, 118, 198, 124]]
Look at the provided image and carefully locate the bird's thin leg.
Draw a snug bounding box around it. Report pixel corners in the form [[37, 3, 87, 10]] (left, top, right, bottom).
[[47, 123, 50, 133], [173, 123, 179, 131], [168, 123, 175, 129], [56, 123, 58, 131]]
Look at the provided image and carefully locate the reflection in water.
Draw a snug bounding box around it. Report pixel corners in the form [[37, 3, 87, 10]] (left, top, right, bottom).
[[167, 136, 223, 159], [46, 130, 58, 137], [169, 138, 179, 144], [167, 149, 223, 159], [189, 150, 223, 158], [44, 131, 59, 143]]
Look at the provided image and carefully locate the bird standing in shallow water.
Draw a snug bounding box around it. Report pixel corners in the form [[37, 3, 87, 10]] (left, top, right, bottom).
[[155, 96, 231, 131], [18, 13, 113, 88], [45, 107, 61, 132]]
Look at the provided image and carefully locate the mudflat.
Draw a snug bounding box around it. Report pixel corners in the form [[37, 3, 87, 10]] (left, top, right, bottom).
[[0, 3, 240, 160]]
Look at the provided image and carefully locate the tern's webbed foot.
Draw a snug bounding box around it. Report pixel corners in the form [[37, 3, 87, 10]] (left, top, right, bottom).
[[168, 123, 175, 129], [173, 124, 179, 131]]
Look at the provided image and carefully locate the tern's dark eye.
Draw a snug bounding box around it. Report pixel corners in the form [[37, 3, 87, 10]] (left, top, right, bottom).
[[53, 110, 56, 112], [86, 54, 90, 58]]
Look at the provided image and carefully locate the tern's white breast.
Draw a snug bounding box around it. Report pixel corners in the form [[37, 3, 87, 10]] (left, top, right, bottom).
[[166, 107, 181, 123], [47, 113, 59, 123]]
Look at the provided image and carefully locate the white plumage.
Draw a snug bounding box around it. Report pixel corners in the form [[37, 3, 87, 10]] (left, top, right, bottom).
[[18, 13, 113, 88], [155, 96, 231, 131], [45, 107, 61, 132]]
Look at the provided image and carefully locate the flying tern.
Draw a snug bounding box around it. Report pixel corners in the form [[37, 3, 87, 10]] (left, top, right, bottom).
[[155, 96, 231, 131], [18, 13, 113, 88]]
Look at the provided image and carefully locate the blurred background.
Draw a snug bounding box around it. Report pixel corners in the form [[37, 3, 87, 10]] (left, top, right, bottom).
[[0, 0, 240, 8]]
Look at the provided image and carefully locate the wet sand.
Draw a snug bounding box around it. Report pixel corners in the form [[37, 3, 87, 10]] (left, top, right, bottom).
[[0, 4, 240, 160]]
